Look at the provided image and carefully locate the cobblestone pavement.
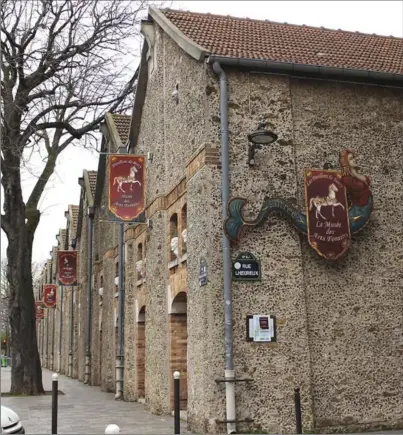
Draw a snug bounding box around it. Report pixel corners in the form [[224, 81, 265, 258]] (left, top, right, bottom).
[[2, 367, 403, 434], [1, 368, 189, 434]]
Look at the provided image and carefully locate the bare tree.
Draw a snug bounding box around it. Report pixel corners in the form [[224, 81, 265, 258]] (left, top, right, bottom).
[[1, 0, 150, 394]]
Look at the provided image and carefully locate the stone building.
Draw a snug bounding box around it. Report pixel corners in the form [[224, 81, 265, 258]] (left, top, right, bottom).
[[42, 7, 403, 435]]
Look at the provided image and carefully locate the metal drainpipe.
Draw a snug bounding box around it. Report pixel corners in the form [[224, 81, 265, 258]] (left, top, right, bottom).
[[85, 207, 95, 385], [46, 304, 49, 368], [68, 285, 74, 377], [58, 286, 64, 373], [115, 221, 125, 399], [51, 274, 55, 370], [51, 298, 55, 370], [212, 61, 237, 435]]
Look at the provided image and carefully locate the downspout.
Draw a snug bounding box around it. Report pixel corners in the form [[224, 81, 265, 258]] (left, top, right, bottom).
[[85, 207, 95, 384], [51, 291, 55, 370], [46, 296, 49, 368], [115, 145, 126, 400], [212, 61, 237, 435], [58, 286, 63, 373], [115, 222, 125, 399], [68, 285, 74, 377]]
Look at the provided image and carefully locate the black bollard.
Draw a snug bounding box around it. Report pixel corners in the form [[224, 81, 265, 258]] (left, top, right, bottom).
[[294, 387, 302, 434], [173, 371, 180, 434], [52, 373, 59, 434]]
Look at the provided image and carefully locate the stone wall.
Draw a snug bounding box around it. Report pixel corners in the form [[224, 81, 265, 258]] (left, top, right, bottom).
[[291, 78, 403, 432]]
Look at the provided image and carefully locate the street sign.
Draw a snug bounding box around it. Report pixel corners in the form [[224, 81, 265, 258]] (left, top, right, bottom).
[[232, 252, 261, 281]]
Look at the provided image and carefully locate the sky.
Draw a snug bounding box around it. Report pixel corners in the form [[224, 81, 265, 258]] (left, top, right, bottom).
[[1, 1, 402, 265]]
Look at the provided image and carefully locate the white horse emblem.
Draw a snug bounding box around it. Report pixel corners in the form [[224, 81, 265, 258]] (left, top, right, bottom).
[[309, 183, 345, 220], [113, 165, 142, 193]]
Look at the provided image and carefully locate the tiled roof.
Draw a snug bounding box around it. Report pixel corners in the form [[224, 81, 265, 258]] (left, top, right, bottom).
[[162, 9, 403, 75], [88, 171, 97, 197], [111, 114, 132, 145]]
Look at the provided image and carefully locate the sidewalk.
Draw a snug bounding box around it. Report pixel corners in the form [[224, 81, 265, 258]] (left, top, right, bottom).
[[1, 367, 188, 434]]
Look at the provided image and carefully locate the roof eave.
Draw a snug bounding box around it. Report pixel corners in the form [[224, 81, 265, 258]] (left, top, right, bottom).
[[207, 55, 403, 87], [148, 7, 209, 61]]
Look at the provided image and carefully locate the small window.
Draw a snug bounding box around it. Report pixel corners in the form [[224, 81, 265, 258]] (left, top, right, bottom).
[[169, 214, 179, 261]]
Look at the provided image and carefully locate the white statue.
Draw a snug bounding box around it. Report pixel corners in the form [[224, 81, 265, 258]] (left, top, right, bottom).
[[170, 236, 179, 258], [114, 276, 119, 286], [182, 228, 187, 245], [136, 260, 143, 274], [98, 287, 103, 297]]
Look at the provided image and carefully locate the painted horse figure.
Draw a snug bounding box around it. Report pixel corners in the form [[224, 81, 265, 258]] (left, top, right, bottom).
[[113, 166, 141, 193], [309, 183, 345, 220], [224, 150, 373, 242]]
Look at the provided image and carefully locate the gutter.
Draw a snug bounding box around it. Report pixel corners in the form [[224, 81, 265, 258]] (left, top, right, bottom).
[[207, 55, 403, 87]]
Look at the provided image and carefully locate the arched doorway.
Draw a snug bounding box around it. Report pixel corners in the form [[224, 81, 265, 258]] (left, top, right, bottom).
[[136, 306, 146, 401], [169, 292, 187, 410]]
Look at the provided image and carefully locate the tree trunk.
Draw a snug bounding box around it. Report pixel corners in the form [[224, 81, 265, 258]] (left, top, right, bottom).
[[7, 217, 44, 395]]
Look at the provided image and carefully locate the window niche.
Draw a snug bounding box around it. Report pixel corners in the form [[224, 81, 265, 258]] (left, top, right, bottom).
[[136, 242, 144, 284], [169, 213, 179, 263], [181, 204, 187, 258]]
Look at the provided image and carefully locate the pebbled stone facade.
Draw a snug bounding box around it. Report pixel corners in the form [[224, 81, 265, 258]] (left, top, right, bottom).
[[41, 15, 403, 435]]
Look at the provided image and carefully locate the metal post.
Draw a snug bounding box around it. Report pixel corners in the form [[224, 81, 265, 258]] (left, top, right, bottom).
[[173, 371, 180, 434], [52, 373, 58, 434], [58, 286, 64, 373], [294, 387, 302, 434], [68, 286, 74, 377], [85, 208, 95, 384], [115, 222, 125, 399]]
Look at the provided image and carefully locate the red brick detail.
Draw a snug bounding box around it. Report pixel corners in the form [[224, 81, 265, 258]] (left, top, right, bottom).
[[136, 322, 146, 398], [169, 314, 188, 410]]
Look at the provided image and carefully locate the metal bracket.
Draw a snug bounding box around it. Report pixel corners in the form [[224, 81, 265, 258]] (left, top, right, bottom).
[[214, 378, 254, 383], [216, 418, 254, 424]]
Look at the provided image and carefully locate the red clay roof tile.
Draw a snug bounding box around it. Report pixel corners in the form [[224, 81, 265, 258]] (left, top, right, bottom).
[[162, 9, 403, 75]]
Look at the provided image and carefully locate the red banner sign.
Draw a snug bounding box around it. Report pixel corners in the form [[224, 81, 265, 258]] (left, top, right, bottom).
[[35, 301, 44, 321], [43, 284, 57, 308], [305, 170, 351, 260], [108, 154, 145, 222], [58, 251, 78, 286]]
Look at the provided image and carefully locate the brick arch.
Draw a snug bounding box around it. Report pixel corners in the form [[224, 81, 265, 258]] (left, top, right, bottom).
[[169, 292, 187, 410]]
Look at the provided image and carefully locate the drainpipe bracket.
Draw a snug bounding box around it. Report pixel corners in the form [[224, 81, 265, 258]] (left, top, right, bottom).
[[215, 378, 254, 383]]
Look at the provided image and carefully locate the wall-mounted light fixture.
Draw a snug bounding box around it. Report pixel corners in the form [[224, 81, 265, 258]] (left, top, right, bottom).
[[147, 152, 154, 164], [247, 121, 278, 167], [70, 238, 77, 250]]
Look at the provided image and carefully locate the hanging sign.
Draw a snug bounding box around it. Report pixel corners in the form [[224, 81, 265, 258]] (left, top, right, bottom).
[[58, 250, 78, 286], [35, 301, 44, 321], [108, 154, 146, 222], [199, 258, 207, 286], [305, 170, 351, 260], [232, 252, 261, 281], [43, 284, 57, 308]]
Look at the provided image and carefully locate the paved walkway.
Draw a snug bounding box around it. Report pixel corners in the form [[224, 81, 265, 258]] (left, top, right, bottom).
[[1, 367, 188, 434]]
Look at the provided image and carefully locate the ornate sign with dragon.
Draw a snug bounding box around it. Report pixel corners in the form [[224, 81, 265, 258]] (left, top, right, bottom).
[[224, 150, 373, 260]]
